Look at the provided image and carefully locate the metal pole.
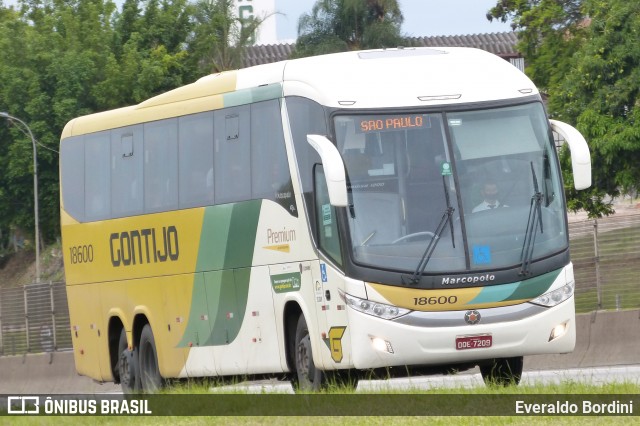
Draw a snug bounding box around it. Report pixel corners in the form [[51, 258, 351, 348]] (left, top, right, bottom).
[[0, 288, 3, 355], [593, 218, 601, 310], [24, 285, 30, 352], [0, 112, 40, 283], [50, 282, 57, 351]]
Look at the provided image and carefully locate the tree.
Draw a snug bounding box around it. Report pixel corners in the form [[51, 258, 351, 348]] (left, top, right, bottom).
[[487, 0, 586, 91], [189, 0, 265, 73], [488, 0, 640, 217], [554, 0, 640, 216], [0, 0, 195, 247], [0, 0, 270, 251], [292, 0, 404, 58]]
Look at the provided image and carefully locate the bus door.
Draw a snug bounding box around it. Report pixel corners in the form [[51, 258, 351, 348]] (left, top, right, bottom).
[[311, 164, 352, 370]]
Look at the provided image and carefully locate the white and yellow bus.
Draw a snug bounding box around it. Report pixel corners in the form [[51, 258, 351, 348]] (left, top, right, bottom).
[[60, 47, 591, 392]]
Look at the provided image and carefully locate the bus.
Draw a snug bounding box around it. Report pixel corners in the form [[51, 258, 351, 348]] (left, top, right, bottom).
[[59, 47, 591, 392]]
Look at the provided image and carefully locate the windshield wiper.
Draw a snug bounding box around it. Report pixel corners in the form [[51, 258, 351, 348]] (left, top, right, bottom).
[[520, 162, 544, 276], [403, 176, 455, 286]]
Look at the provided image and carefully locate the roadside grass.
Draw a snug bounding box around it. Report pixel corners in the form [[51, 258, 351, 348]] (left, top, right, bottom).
[[5, 381, 640, 425]]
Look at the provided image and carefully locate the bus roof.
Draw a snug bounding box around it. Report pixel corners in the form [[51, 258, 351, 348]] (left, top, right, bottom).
[[61, 47, 537, 138]]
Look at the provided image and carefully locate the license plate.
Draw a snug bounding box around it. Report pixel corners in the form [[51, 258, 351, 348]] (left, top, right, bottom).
[[456, 334, 492, 350]]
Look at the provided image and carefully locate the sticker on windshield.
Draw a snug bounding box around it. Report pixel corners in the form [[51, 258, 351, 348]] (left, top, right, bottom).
[[441, 162, 452, 176], [322, 204, 332, 225], [473, 245, 492, 265], [448, 119, 462, 126]]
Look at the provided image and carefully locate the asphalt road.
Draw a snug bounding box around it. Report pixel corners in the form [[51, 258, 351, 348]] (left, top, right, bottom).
[[212, 365, 640, 393]]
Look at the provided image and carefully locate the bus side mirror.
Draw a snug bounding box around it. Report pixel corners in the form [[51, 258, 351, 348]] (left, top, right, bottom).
[[549, 120, 592, 190], [307, 134, 348, 207]]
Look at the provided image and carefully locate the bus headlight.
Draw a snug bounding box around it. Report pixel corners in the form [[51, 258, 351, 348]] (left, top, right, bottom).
[[341, 291, 410, 320], [530, 282, 574, 307]]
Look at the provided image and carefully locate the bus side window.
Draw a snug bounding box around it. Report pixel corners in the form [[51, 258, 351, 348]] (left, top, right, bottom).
[[60, 136, 85, 221], [315, 165, 342, 267], [250, 100, 296, 214], [144, 119, 178, 213], [214, 105, 251, 204], [84, 131, 111, 221], [179, 112, 214, 209], [111, 125, 143, 218]]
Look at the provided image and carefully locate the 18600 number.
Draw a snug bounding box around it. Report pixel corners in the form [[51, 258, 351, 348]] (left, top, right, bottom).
[[69, 244, 94, 264], [413, 295, 458, 306]]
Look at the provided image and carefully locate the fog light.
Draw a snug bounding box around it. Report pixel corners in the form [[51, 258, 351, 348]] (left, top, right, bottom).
[[371, 337, 394, 354], [549, 321, 568, 342]]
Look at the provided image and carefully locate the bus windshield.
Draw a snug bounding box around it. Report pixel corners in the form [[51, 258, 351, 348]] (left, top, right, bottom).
[[334, 102, 567, 275]]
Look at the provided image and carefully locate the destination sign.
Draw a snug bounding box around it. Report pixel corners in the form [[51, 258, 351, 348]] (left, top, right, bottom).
[[357, 114, 430, 133]]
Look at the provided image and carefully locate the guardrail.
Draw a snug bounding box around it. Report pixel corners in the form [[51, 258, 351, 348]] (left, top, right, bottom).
[[0, 282, 71, 355], [570, 212, 640, 312]]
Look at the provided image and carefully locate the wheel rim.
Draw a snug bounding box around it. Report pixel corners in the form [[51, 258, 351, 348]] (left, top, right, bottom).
[[296, 334, 312, 383], [119, 352, 131, 387]]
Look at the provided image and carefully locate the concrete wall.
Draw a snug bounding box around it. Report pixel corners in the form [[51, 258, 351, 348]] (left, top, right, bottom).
[[1, 310, 638, 393], [0, 351, 119, 394], [526, 309, 640, 370]]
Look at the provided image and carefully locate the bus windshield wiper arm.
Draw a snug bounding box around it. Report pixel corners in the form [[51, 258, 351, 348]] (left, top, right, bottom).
[[403, 176, 455, 286], [520, 162, 544, 276]]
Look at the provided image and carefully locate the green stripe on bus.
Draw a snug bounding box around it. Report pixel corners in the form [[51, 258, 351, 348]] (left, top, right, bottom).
[[466, 282, 519, 305], [507, 269, 560, 301], [468, 268, 560, 305], [179, 200, 262, 348]]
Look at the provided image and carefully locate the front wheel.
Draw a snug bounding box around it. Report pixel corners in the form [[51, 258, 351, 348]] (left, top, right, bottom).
[[138, 324, 164, 393], [479, 356, 523, 386], [293, 314, 325, 391]]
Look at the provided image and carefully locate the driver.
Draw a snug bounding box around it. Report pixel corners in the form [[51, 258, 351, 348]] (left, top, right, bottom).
[[473, 181, 507, 212]]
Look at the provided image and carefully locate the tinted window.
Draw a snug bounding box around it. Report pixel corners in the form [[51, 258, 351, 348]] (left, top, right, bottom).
[[144, 119, 178, 213], [84, 131, 111, 221], [315, 165, 342, 265], [63, 100, 294, 222], [179, 112, 215, 209], [286, 97, 326, 196], [251, 99, 296, 214], [214, 105, 251, 204], [111, 125, 143, 217], [60, 136, 84, 220]]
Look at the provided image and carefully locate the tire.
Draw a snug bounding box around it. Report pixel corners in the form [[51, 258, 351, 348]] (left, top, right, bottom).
[[479, 356, 524, 386], [293, 314, 325, 392], [117, 329, 139, 394], [138, 324, 164, 393]]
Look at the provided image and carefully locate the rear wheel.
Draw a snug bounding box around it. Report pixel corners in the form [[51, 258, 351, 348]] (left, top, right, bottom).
[[138, 324, 164, 393], [117, 329, 139, 394], [293, 314, 325, 391], [479, 356, 523, 386]]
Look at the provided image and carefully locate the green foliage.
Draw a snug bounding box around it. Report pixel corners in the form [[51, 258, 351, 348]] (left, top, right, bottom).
[[558, 1, 640, 198], [488, 0, 586, 91], [292, 0, 404, 58], [0, 0, 263, 248], [189, 0, 265, 73], [491, 0, 640, 218]]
